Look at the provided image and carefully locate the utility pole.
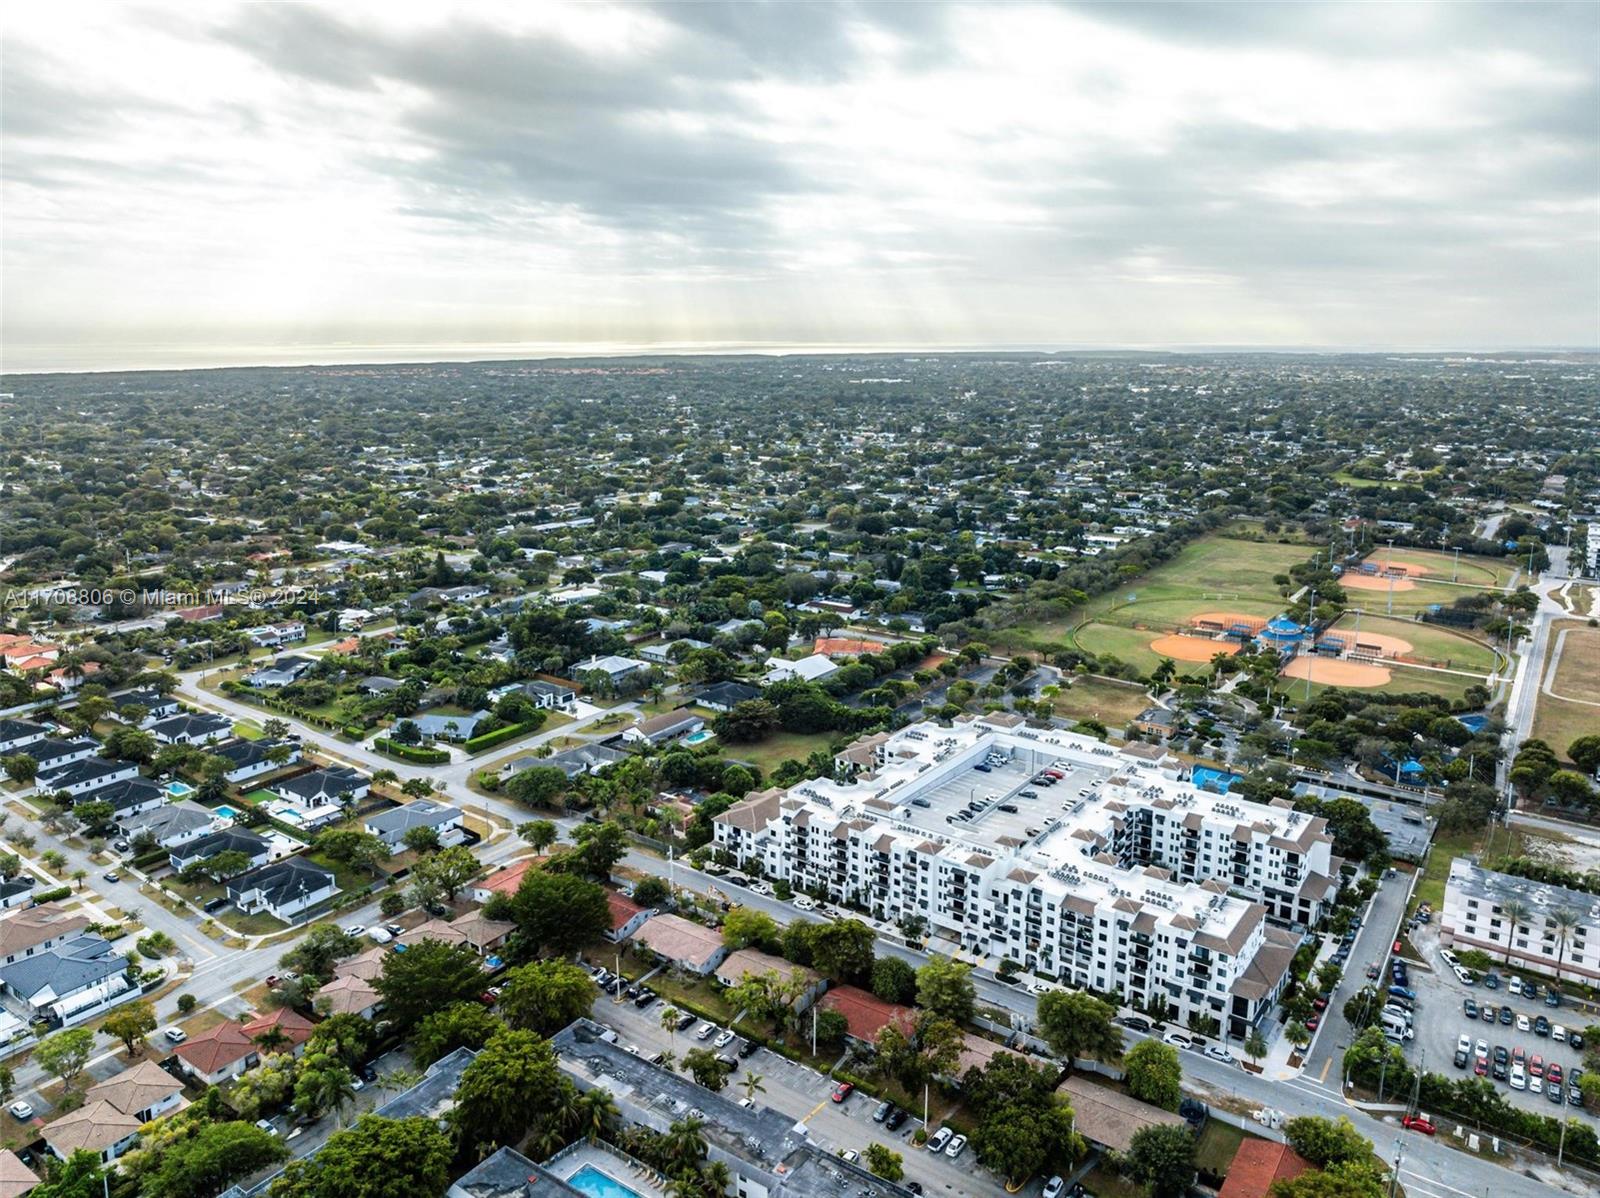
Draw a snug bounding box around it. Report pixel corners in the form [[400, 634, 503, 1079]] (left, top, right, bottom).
[[1453, 546, 1461, 582]]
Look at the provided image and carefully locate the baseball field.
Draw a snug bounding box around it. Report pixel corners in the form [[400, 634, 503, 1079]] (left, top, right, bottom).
[[1058, 535, 1309, 674]]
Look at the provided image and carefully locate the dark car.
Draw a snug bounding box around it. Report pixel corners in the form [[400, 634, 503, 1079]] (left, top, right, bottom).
[[1178, 1098, 1208, 1131], [1387, 985, 1416, 1001], [1463, 998, 1478, 1018], [1453, 1048, 1470, 1069], [1499, 1006, 1514, 1026], [1482, 972, 1501, 989], [1534, 1015, 1551, 1036], [886, 1107, 909, 1130], [1572, 1032, 1586, 1051], [738, 1038, 758, 1058], [973, 763, 992, 773], [1546, 990, 1563, 1008], [1121, 1016, 1152, 1034], [676, 1011, 696, 1032], [873, 1101, 892, 1123], [634, 989, 656, 1009], [360, 1064, 377, 1083]]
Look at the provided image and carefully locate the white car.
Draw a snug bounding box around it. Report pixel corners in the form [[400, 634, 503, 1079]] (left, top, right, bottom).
[[366, 927, 394, 944], [7, 1102, 32, 1121], [1510, 1067, 1527, 1090], [714, 1030, 735, 1048], [254, 1118, 279, 1137], [1530, 1075, 1544, 1095], [695, 1022, 716, 1041], [1456, 1033, 1473, 1056], [945, 1134, 968, 1158], [792, 896, 817, 911], [345, 925, 366, 938], [163, 1026, 188, 1044], [1204, 1045, 1237, 1066], [1162, 1031, 1193, 1050], [1475, 1039, 1490, 1061], [1517, 1014, 1531, 1032], [927, 1128, 953, 1153], [1043, 1179, 1066, 1198], [840, 1149, 860, 1164]]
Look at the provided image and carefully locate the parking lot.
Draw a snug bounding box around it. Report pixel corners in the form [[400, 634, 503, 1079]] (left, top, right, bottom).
[[897, 745, 1114, 849], [588, 991, 1029, 1198], [1403, 947, 1592, 1121]]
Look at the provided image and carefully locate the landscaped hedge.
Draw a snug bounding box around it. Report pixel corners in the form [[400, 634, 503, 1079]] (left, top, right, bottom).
[[31, 886, 71, 904], [374, 738, 449, 764], [464, 718, 544, 755]]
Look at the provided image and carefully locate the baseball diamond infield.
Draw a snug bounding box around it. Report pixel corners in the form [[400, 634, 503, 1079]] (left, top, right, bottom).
[[1149, 634, 1241, 663], [1342, 573, 1418, 592], [1281, 657, 1391, 687]]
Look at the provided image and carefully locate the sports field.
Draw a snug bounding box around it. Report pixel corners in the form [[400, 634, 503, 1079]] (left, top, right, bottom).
[[1051, 674, 1152, 730], [1531, 620, 1600, 761], [1324, 612, 1501, 674], [1060, 535, 1309, 671], [1286, 665, 1488, 706], [1361, 546, 1519, 588]]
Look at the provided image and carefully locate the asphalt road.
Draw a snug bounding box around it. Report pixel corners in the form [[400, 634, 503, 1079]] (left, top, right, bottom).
[[1302, 867, 1415, 1083]]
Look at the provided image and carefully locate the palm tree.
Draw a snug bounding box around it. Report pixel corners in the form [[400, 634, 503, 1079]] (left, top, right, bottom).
[[697, 1161, 733, 1198], [1500, 898, 1531, 967], [252, 1027, 291, 1055], [576, 1089, 619, 1143], [1550, 907, 1581, 984], [663, 1117, 708, 1171], [740, 1072, 767, 1103], [302, 1065, 357, 1128], [1244, 1028, 1267, 1068]]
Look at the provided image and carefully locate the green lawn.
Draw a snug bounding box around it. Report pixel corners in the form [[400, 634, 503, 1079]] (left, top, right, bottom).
[[1195, 1119, 1255, 1178], [1052, 674, 1152, 730], [995, 534, 1309, 654], [1287, 666, 1487, 708], [726, 731, 838, 776], [1070, 623, 1164, 674]]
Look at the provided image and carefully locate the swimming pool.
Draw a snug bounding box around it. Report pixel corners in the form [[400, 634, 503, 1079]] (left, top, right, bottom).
[[165, 781, 194, 798], [683, 729, 716, 745], [1191, 767, 1241, 794], [565, 1165, 646, 1198], [213, 805, 240, 821], [271, 807, 305, 824]]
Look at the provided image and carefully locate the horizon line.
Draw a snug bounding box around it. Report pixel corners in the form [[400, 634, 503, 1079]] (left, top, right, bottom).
[[5, 338, 1600, 377]]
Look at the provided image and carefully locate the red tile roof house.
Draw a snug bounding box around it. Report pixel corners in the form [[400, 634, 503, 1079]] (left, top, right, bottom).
[[242, 1007, 317, 1057], [818, 984, 916, 1046], [1218, 1141, 1313, 1198], [472, 858, 534, 905], [174, 1020, 259, 1086], [605, 892, 653, 943]]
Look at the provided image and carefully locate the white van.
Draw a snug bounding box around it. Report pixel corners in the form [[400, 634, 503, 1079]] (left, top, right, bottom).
[[1553, 1025, 1568, 1043], [1381, 1012, 1414, 1041], [366, 927, 393, 944]]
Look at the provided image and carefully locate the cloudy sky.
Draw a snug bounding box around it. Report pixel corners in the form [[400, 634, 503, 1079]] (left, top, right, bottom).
[[4, 1, 1597, 370]]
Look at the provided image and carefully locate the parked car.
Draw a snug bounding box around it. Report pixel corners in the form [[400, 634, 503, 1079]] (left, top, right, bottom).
[[738, 1038, 758, 1058], [1401, 1114, 1436, 1135], [1534, 1015, 1552, 1037], [1043, 1178, 1066, 1198], [714, 1029, 735, 1048], [873, 1101, 892, 1123], [926, 1128, 953, 1153], [886, 1107, 909, 1130], [7, 1102, 33, 1121], [253, 1118, 278, 1137], [1162, 1031, 1193, 1050], [163, 1026, 187, 1043], [102, 871, 121, 883], [695, 1022, 716, 1041], [1204, 1045, 1237, 1066], [944, 1134, 968, 1158], [831, 1082, 854, 1103], [1463, 998, 1478, 1018], [676, 1011, 696, 1032]]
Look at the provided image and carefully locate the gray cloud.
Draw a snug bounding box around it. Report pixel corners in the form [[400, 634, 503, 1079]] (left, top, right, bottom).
[[2, 0, 1595, 362]]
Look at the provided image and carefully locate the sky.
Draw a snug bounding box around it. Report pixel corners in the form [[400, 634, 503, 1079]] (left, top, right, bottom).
[[3, 0, 1598, 371]]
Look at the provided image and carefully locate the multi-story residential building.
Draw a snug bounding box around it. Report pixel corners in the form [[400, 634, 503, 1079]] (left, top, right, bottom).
[[715, 716, 1336, 1038], [1441, 857, 1599, 983]]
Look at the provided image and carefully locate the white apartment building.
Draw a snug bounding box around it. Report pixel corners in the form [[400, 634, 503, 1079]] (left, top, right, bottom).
[[1441, 857, 1600, 983], [715, 715, 1337, 1038]]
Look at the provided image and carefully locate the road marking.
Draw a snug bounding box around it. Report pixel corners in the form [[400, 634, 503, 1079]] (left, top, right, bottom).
[[802, 1097, 830, 1123], [1318, 1056, 1333, 1083], [1402, 1169, 1477, 1198]]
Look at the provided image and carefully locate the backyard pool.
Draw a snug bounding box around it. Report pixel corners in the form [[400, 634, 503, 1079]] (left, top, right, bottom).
[[565, 1166, 646, 1198], [271, 807, 305, 824], [213, 805, 240, 821], [165, 781, 194, 798], [683, 729, 716, 746]]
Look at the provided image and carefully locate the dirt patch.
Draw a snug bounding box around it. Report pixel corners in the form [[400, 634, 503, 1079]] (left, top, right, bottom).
[[1338, 630, 1415, 658], [1189, 611, 1268, 632], [1149, 634, 1241, 663], [1342, 574, 1417, 593], [1281, 657, 1391, 687]]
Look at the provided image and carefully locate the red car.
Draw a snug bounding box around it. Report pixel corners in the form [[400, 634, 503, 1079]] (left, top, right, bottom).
[[1549, 1064, 1564, 1086], [1473, 1057, 1488, 1076], [1393, 940, 1402, 955], [1366, 964, 1380, 980], [1401, 1114, 1436, 1136], [831, 1082, 854, 1103], [1312, 998, 1328, 1011], [1530, 1055, 1544, 1078], [1305, 1016, 1320, 1032], [478, 991, 497, 1007]]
